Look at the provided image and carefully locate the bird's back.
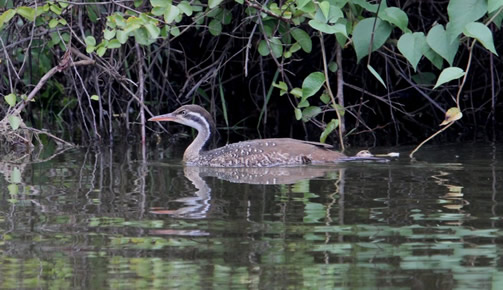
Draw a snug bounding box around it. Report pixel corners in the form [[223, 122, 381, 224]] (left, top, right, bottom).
[[192, 138, 346, 167]]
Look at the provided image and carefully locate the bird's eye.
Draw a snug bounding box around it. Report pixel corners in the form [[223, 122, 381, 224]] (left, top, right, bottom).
[[179, 110, 187, 115]]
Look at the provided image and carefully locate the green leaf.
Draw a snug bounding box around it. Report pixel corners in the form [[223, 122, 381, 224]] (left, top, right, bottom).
[[352, 17, 392, 63], [164, 4, 179, 24], [91, 94, 100, 101], [367, 64, 387, 88], [270, 38, 283, 58], [85, 35, 96, 47], [8, 115, 21, 130], [380, 7, 408, 32], [302, 106, 322, 122], [59, 18, 67, 25], [298, 99, 310, 108], [433, 67, 465, 89], [273, 81, 288, 92], [178, 1, 193, 16], [0, 9, 16, 29], [208, 19, 222, 36], [489, 0, 503, 13], [258, 40, 269, 56], [294, 108, 302, 120], [144, 23, 160, 39], [4, 93, 16, 106], [209, 0, 224, 9], [320, 119, 339, 143], [463, 22, 498, 55], [11, 167, 21, 183], [320, 93, 330, 104], [422, 46, 443, 70], [104, 29, 116, 40], [49, 4, 62, 15], [446, 0, 487, 42], [426, 25, 459, 66], [107, 39, 121, 48], [17, 6, 36, 21], [302, 72, 325, 99], [96, 46, 107, 57], [49, 18, 59, 28], [397, 32, 426, 71], [290, 28, 312, 53], [8, 184, 19, 195], [117, 30, 128, 44], [296, 0, 310, 9], [319, 1, 330, 20], [291, 88, 303, 98], [328, 62, 338, 72], [150, 0, 168, 7], [308, 20, 347, 36]]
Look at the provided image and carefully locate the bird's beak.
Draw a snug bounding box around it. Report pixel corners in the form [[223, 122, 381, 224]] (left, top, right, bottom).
[[148, 113, 176, 122]]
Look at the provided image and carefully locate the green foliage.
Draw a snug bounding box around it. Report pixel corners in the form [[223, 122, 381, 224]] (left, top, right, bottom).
[[463, 22, 498, 55], [397, 32, 426, 71], [352, 18, 392, 63], [433, 67, 465, 89], [1, 0, 502, 147], [426, 25, 459, 66]]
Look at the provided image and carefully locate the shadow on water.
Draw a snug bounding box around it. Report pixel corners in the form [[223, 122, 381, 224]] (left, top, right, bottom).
[[0, 143, 502, 289]]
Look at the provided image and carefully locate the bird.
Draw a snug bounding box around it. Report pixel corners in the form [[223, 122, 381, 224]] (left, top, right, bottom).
[[148, 104, 347, 167]]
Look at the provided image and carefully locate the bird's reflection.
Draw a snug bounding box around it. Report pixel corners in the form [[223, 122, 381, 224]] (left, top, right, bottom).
[[150, 165, 339, 219]]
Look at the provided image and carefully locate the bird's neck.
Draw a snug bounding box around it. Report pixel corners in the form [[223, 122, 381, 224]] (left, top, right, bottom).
[[183, 127, 213, 163]]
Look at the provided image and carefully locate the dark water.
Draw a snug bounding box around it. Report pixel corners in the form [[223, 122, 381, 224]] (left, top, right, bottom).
[[1, 143, 503, 289]]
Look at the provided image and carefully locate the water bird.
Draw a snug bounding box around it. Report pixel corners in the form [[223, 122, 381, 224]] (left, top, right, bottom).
[[149, 104, 347, 167]]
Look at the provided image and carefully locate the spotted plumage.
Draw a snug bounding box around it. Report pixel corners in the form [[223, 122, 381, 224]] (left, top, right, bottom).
[[149, 105, 346, 167]]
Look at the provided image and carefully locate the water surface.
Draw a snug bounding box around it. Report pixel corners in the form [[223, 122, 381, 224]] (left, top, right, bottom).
[[1, 144, 502, 289]]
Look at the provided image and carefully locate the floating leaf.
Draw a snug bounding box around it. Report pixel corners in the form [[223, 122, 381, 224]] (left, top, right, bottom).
[[433, 67, 465, 89], [397, 32, 426, 71], [367, 64, 387, 88], [4, 93, 16, 106], [463, 22, 498, 55], [96, 46, 107, 57], [8, 115, 21, 130], [91, 95, 100, 101], [440, 107, 463, 126], [302, 72, 325, 99], [290, 28, 312, 53], [426, 25, 459, 66], [320, 119, 339, 143], [352, 18, 392, 63]]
